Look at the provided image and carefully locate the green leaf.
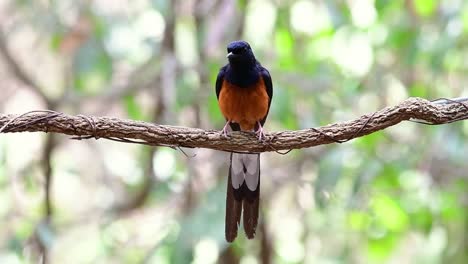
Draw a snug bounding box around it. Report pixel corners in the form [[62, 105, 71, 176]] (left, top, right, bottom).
[[367, 234, 399, 261], [462, 6, 468, 33], [348, 211, 371, 230], [123, 95, 144, 120], [372, 195, 409, 232], [443, 50, 463, 71], [372, 165, 401, 190], [411, 207, 433, 234], [413, 0, 438, 17], [50, 33, 63, 52], [409, 83, 428, 98], [275, 29, 295, 70], [440, 192, 463, 221], [353, 131, 385, 153], [146, 245, 172, 264]]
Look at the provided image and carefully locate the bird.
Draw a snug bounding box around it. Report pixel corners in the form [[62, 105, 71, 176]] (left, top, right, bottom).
[[215, 40, 273, 242]]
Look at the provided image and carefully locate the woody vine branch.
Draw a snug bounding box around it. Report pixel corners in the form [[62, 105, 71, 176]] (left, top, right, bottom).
[[0, 97, 467, 153]]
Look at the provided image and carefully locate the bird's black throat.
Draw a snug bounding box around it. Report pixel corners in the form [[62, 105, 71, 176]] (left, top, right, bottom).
[[225, 61, 260, 88]]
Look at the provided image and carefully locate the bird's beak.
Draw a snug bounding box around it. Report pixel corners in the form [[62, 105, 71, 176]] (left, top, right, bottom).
[[226, 52, 234, 59]]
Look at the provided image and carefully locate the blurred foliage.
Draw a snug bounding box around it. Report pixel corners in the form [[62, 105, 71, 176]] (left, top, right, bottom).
[[0, 0, 467, 263]]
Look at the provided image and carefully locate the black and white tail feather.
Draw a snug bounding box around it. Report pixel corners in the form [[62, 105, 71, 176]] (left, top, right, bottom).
[[225, 151, 260, 242]]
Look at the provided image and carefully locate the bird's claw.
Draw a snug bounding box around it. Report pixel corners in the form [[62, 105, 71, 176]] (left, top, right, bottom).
[[220, 121, 231, 138], [256, 130, 265, 141], [255, 122, 266, 141], [220, 129, 229, 138]]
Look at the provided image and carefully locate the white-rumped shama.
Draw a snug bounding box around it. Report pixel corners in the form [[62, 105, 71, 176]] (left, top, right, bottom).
[[215, 40, 273, 242]]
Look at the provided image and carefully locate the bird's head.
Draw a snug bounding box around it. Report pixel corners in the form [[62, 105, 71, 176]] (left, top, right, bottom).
[[226, 40, 256, 67]]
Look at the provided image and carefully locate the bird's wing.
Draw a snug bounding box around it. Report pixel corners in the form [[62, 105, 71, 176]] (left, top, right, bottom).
[[259, 66, 273, 125], [215, 65, 227, 99]]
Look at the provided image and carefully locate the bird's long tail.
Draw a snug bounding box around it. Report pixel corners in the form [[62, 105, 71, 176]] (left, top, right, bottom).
[[225, 152, 260, 242]]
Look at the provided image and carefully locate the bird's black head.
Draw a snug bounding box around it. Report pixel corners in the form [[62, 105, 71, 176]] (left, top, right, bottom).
[[226, 40, 256, 67]]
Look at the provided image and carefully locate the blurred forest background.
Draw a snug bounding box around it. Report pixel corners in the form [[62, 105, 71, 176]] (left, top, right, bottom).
[[0, 0, 467, 263]]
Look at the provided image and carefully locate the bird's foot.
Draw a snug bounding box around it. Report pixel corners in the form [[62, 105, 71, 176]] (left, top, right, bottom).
[[220, 121, 231, 138], [255, 122, 266, 141]]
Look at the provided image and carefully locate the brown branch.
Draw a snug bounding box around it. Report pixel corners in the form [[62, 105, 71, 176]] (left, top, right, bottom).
[[0, 97, 467, 153]]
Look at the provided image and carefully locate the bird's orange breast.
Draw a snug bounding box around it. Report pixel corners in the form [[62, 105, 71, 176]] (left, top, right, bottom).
[[218, 78, 269, 131]]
